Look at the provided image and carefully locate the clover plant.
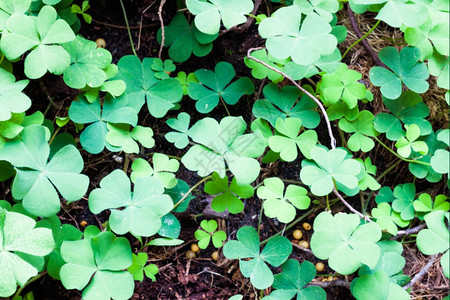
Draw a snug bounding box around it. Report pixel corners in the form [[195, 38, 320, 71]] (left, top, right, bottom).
[[131, 154, 180, 189], [339, 111, 379, 152], [0, 68, 31, 122], [165, 112, 191, 149], [127, 252, 158, 282], [194, 219, 227, 249], [105, 123, 155, 154]]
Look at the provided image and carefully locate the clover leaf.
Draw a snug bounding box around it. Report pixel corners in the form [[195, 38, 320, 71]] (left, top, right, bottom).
[[127, 252, 158, 282], [187, 61, 255, 113], [252, 83, 320, 128], [257, 177, 311, 223], [294, 0, 339, 23], [182, 116, 265, 184], [373, 91, 432, 141], [270, 259, 326, 300], [0, 68, 31, 122], [157, 13, 217, 63], [413, 193, 449, 220], [371, 202, 409, 235], [1, 6, 76, 79], [204, 172, 254, 214], [430, 129, 450, 175], [223, 226, 292, 290], [391, 183, 416, 221], [130, 153, 180, 189], [89, 169, 173, 237], [350, 270, 410, 300], [268, 118, 318, 162], [244, 49, 287, 82], [106, 123, 155, 154], [310, 211, 382, 275], [61, 35, 112, 89], [300, 147, 361, 196], [176, 72, 198, 95], [428, 50, 449, 92], [165, 112, 190, 149], [0, 125, 89, 217], [339, 110, 379, 152], [186, 0, 254, 35], [258, 6, 337, 66], [357, 157, 381, 191], [321, 63, 367, 109], [111, 55, 183, 118], [416, 211, 450, 278], [375, 0, 427, 29], [395, 124, 428, 158], [0, 208, 55, 298], [60, 231, 134, 300], [369, 47, 429, 99], [68, 94, 138, 154], [0, 111, 45, 151], [166, 179, 195, 213], [194, 219, 227, 249], [151, 58, 176, 80]]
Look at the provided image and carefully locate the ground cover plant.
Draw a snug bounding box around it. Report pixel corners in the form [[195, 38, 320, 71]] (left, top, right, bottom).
[[0, 0, 449, 299]]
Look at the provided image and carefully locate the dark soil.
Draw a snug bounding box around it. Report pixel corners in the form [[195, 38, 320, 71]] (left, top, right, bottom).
[[2, 1, 448, 300]]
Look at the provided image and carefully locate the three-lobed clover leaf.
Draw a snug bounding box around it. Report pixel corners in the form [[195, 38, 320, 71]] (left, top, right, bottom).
[[373, 91, 432, 141], [310, 211, 382, 275], [176, 71, 198, 95], [371, 202, 409, 235], [68, 94, 138, 154], [0, 125, 89, 217], [369, 47, 429, 99], [294, 0, 339, 23], [130, 153, 180, 189], [258, 6, 337, 66], [339, 110, 379, 152], [321, 63, 367, 109], [223, 226, 292, 290], [391, 183, 416, 221], [61, 35, 113, 89], [357, 157, 381, 191], [300, 147, 361, 196], [182, 116, 265, 185], [416, 210, 449, 278], [157, 13, 218, 63], [204, 172, 254, 214], [244, 49, 287, 82], [350, 270, 410, 300], [106, 123, 155, 154], [0, 208, 55, 298], [252, 83, 320, 128], [60, 231, 134, 300], [194, 219, 227, 249], [127, 252, 158, 282], [88, 169, 173, 237], [375, 0, 428, 29], [165, 112, 190, 149], [430, 129, 449, 175], [394, 124, 428, 158], [0, 68, 31, 122], [111, 55, 183, 118], [186, 0, 254, 35], [187, 61, 255, 113], [413, 193, 449, 220], [151, 58, 176, 80], [270, 259, 326, 300], [268, 118, 318, 162], [1, 5, 76, 79], [257, 177, 310, 223]]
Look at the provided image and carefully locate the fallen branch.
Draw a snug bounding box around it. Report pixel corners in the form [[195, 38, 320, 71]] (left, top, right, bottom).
[[333, 187, 372, 223], [403, 254, 439, 290], [309, 279, 351, 289], [157, 0, 167, 59], [391, 223, 427, 239]]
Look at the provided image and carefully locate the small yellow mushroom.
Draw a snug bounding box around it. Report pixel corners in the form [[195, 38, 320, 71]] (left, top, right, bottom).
[[211, 251, 219, 261], [96, 38, 106, 48], [190, 243, 200, 253], [302, 222, 312, 231], [298, 240, 309, 249], [185, 250, 196, 258], [315, 262, 325, 272], [292, 229, 303, 240]]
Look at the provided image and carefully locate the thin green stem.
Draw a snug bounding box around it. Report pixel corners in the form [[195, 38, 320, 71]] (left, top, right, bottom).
[[13, 271, 46, 298], [220, 97, 231, 116], [326, 194, 330, 211], [374, 137, 431, 166], [376, 159, 402, 181], [257, 201, 264, 236], [173, 176, 211, 209], [119, 0, 137, 56], [123, 153, 131, 173], [342, 20, 381, 59], [48, 127, 60, 146]]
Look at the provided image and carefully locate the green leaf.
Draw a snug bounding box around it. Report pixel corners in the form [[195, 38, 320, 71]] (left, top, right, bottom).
[[271, 259, 326, 300], [431, 149, 450, 175], [151, 58, 176, 79], [223, 226, 292, 289], [1, 6, 75, 79], [195, 220, 227, 249], [0, 125, 89, 217], [268, 118, 318, 161], [204, 172, 254, 214], [371, 202, 408, 235], [244, 48, 287, 82], [310, 211, 382, 275], [257, 177, 310, 223], [259, 6, 337, 65], [369, 47, 429, 99], [61, 35, 112, 89], [0, 69, 31, 122], [390, 183, 416, 221], [88, 169, 173, 237], [106, 123, 155, 154], [357, 158, 381, 191], [60, 231, 134, 300], [0, 208, 54, 298], [294, 0, 339, 23], [131, 154, 180, 189], [350, 270, 410, 300], [186, 0, 254, 35], [182, 116, 265, 184], [68, 94, 138, 154], [375, 0, 427, 28], [339, 110, 378, 152], [187, 61, 254, 113], [176, 71, 198, 95], [111, 55, 183, 118], [127, 253, 158, 282], [413, 194, 449, 220], [395, 124, 428, 158], [157, 13, 217, 62], [158, 213, 181, 239], [252, 83, 320, 128], [166, 179, 195, 213], [300, 147, 361, 196], [321, 63, 367, 109], [373, 91, 431, 141], [376, 186, 395, 204], [165, 112, 190, 149]]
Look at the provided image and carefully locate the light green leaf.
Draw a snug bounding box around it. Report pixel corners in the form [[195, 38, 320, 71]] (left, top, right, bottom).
[[130, 154, 180, 189], [391, 183, 416, 221], [165, 112, 190, 149], [395, 124, 428, 158], [339, 110, 378, 152], [0, 69, 31, 122], [106, 123, 155, 154]]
